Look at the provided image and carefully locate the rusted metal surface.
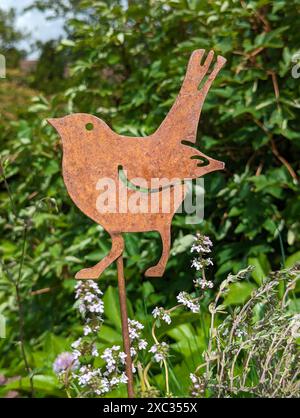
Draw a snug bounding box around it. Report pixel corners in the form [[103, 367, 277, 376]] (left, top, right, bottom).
[[116, 255, 135, 398], [48, 49, 226, 280], [48, 49, 226, 399]]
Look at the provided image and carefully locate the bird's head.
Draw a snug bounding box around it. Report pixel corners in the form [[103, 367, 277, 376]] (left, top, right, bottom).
[[175, 140, 224, 179], [47, 113, 111, 150]]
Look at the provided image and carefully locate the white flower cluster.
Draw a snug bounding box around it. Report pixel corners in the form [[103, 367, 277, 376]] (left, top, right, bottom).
[[191, 257, 213, 270], [101, 345, 127, 375], [191, 234, 213, 271], [128, 319, 148, 366], [190, 373, 205, 397], [128, 319, 143, 341], [55, 282, 150, 397], [76, 364, 128, 396], [70, 281, 144, 397], [75, 344, 130, 395], [191, 234, 213, 254], [75, 280, 104, 333], [152, 307, 172, 325], [191, 234, 214, 291], [177, 291, 200, 313], [193, 277, 214, 290], [71, 281, 105, 362], [149, 342, 169, 363]]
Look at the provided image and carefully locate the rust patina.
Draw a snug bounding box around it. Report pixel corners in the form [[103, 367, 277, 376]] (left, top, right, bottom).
[[48, 49, 226, 280], [48, 49, 226, 398]]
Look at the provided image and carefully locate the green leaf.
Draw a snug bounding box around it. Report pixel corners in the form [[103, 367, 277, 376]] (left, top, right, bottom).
[[103, 286, 122, 330], [285, 251, 300, 268], [4, 375, 62, 397], [223, 282, 257, 306], [103, 286, 134, 330], [248, 254, 271, 284]]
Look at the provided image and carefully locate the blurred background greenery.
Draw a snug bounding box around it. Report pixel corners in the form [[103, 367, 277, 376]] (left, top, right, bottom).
[[0, 0, 299, 397]]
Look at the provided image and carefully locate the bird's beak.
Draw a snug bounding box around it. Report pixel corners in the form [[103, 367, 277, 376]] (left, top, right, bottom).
[[47, 117, 64, 130], [215, 159, 225, 170], [210, 158, 225, 171]]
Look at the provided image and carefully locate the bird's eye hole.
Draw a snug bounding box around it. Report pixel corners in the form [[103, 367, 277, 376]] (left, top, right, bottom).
[[85, 123, 94, 131]]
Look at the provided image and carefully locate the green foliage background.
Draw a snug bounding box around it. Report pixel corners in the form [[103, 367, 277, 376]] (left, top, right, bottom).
[[0, 0, 300, 397]]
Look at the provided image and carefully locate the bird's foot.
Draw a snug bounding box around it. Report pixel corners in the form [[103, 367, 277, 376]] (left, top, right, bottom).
[[145, 265, 165, 278], [75, 267, 101, 280]]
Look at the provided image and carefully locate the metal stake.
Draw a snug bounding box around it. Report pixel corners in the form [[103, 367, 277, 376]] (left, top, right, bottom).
[[116, 255, 135, 398]]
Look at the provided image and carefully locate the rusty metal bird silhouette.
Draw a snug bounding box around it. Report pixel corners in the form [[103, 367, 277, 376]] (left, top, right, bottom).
[[48, 49, 226, 281], [48, 49, 226, 398]]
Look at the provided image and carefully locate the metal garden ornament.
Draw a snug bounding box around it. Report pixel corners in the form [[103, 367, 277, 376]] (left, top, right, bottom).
[[48, 49, 226, 397]]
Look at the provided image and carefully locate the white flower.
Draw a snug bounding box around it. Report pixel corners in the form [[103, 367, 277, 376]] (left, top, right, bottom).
[[162, 313, 171, 324], [190, 373, 205, 397], [110, 377, 119, 386], [92, 346, 99, 357], [190, 373, 197, 384], [118, 351, 127, 364], [152, 307, 171, 324], [149, 344, 157, 353], [78, 301, 86, 316], [177, 291, 200, 313], [84, 325, 92, 336], [138, 339, 148, 350], [152, 307, 161, 318], [89, 300, 104, 314], [191, 259, 203, 270], [72, 349, 81, 359], [203, 236, 213, 246], [112, 345, 121, 351], [191, 258, 213, 271], [194, 277, 214, 290], [128, 319, 144, 330], [119, 372, 128, 384], [77, 365, 102, 387], [191, 244, 211, 254], [129, 328, 139, 340], [206, 258, 213, 266], [190, 304, 199, 313], [101, 347, 120, 374], [127, 318, 147, 355], [149, 342, 169, 363], [71, 338, 82, 349], [130, 347, 137, 357], [190, 235, 214, 281], [155, 353, 165, 362]]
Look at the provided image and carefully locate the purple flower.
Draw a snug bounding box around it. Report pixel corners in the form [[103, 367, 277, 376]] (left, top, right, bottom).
[[53, 352, 78, 374]]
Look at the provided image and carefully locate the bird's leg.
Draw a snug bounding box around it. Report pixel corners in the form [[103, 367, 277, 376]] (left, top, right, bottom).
[[145, 225, 171, 278], [75, 233, 124, 279]]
